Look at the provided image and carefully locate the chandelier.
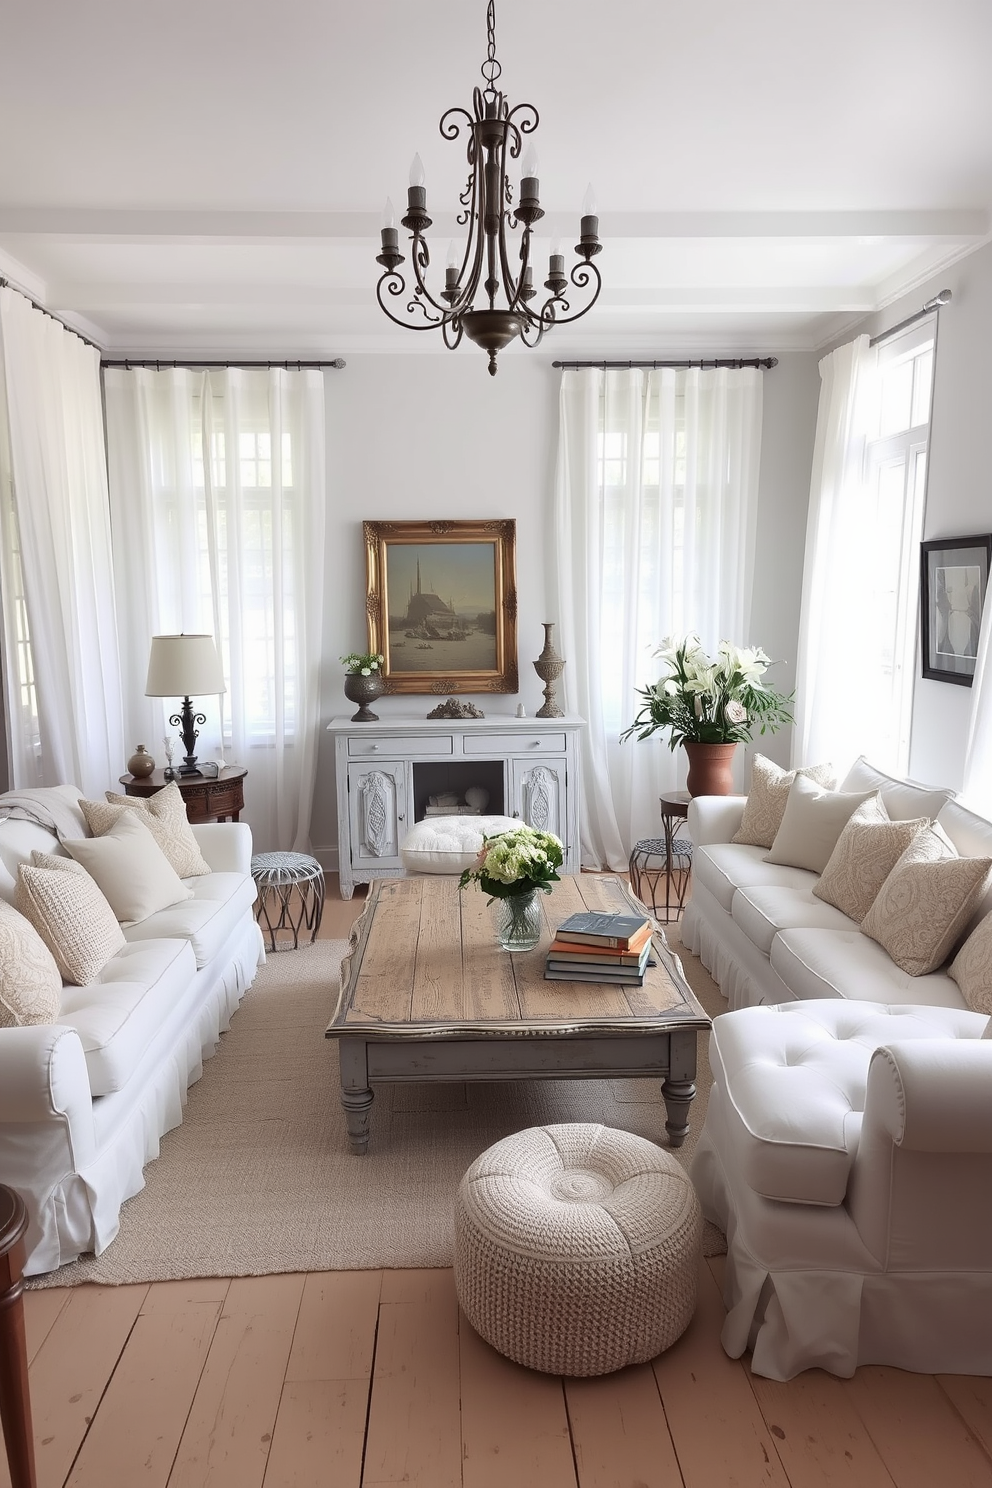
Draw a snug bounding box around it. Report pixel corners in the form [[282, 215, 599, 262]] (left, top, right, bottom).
[[375, 1, 603, 375]]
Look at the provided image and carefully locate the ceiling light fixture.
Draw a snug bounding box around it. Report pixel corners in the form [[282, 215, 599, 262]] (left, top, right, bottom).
[[375, 0, 603, 376]]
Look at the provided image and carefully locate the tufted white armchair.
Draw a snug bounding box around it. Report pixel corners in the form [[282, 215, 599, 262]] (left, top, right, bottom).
[[690, 999, 992, 1380]]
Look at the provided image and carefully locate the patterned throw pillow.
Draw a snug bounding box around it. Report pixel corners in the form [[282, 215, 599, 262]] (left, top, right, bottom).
[[0, 899, 63, 1027], [731, 754, 838, 849], [949, 913, 992, 1016], [82, 781, 210, 878], [861, 823, 992, 976], [16, 860, 126, 986], [813, 797, 929, 922]]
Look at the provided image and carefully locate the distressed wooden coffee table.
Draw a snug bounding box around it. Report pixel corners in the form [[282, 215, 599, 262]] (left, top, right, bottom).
[[326, 874, 710, 1155]]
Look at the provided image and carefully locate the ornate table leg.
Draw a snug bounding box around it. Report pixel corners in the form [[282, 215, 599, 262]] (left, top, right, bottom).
[[0, 1187, 37, 1488], [339, 1042, 375, 1155], [661, 1028, 699, 1148]]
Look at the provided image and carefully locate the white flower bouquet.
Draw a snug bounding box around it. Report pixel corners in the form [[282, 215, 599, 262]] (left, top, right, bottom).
[[621, 634, 794, 750], [340, 651, 384, 676], [458, 824, 564, 901]]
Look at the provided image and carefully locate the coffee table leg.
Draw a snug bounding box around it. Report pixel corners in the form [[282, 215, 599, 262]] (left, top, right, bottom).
[[662, 1029, 699, 1147], [339, 1042, 374, 1155]]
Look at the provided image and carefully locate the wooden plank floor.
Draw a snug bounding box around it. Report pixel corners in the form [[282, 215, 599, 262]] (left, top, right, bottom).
[[5, 878, 991, 1488]]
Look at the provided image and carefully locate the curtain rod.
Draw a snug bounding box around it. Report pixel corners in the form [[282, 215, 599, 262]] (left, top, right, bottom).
[[101, 358, 346, 370], [869, 290, 951, 348], [0, 277, 104, 353], [551, 357, 778, 370]]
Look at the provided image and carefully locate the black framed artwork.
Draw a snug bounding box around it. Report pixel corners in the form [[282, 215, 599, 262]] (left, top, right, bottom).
[[920, 534, 992, 685]]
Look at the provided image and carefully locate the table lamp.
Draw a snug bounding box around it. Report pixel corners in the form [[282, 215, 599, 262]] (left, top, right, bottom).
[[145, 634, 226, 777]]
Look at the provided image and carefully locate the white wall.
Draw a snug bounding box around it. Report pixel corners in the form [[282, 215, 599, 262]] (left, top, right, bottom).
[[854, 241, 992, 788], [310, 346, 819, 867]]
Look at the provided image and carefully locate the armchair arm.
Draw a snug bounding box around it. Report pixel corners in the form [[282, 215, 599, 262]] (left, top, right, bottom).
[[191, 821, 254, 875], [865, 1040, 992, 1152], [0, 1025, 96, 1169], [687, 795, 747, 845]]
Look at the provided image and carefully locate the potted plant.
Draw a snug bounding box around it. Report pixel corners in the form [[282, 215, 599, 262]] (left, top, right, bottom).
[[620, 635, 794, 795], [340, 651, 386, 722], [459, 824, 564, 951]]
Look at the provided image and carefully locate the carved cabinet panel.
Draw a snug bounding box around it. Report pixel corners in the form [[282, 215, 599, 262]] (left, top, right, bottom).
[[511, 759, 566, 841], [347, 760, 407, 872]]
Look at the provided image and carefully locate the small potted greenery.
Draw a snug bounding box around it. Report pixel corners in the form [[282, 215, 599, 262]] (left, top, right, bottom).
[[340, 651, 386, 722]]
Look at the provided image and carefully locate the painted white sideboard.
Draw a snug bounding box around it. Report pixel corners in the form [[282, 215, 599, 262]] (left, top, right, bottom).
[[327, 713, 584, 898]]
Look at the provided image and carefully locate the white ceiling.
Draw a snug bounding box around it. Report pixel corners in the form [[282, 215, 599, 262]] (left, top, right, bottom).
[[2, 0, 990, 361]]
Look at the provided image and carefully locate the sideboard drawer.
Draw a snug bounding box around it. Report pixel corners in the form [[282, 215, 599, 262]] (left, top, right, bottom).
[[463, 731, 567, 755], [347, 733, 453, 758]]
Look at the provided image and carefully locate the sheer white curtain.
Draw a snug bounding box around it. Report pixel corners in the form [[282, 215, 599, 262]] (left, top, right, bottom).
[[794, 333, 927, 779], [104, 366, 326, 853], [0, 286, 124, 796], [961, 601, 992, 815], [552, 365, 763, 869]]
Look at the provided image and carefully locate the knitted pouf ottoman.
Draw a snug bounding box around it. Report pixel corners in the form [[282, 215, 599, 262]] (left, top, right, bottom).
[[454, 1122, 702, 1376]]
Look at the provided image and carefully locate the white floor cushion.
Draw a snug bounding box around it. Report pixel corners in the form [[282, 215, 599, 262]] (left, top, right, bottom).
[[401, 815, 520, 874]]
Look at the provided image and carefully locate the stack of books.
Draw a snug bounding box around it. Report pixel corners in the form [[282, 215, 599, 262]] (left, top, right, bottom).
[[545, 911, 654, 984]]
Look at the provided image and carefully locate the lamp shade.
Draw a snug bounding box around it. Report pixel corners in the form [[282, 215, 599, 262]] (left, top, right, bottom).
[[145, 634, 226, 698]]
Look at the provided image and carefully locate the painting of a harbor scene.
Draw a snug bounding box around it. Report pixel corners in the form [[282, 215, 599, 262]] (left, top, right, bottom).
[[387, 543, 497, 672], [363, 519, 518, 693]]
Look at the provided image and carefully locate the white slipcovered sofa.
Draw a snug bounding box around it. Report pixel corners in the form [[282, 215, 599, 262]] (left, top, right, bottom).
[[681, 754, 992, 1378], [681, 755, 991, 1014], [0, 783, 264, 1275]]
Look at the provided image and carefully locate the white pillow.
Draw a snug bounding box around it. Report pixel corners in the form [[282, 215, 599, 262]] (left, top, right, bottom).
[[86, 781, 211, 878], [731, 755, 837, 849], [401, 815, 520, 874], [861, 823, 992, 976], [63, 812, 193, 925], [764, 776, 878, 875], [839, 756, 955, 822]]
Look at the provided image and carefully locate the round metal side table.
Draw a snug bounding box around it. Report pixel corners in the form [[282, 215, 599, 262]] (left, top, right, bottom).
[[251, 852, 326, 952], [628, 791, 693, 923]]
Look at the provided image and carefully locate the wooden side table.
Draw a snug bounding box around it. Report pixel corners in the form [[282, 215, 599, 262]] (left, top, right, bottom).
[[0, 1186, 37, 1488], [119, 765, 247, 823]]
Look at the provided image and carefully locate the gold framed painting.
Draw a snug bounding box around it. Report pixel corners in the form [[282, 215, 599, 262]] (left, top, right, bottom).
[[364, 519, 518, 694]]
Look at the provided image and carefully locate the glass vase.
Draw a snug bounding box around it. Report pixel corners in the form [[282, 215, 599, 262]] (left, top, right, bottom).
[[493, 888, 543, 952]]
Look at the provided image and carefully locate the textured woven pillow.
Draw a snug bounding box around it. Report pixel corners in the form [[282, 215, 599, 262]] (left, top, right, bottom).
[[0, 898, 63, 1027], [813, 797, 929, 922], [731, 754, 838, 849], [861, 823, 992, 976], [16, 860, 125, 986], [765, 776, 878, 874], [949, 912, 992, 1016], [64, 812, 193, 926], [83, 782, 210, 878]]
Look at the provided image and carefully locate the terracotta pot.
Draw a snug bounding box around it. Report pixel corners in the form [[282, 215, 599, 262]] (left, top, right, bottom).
[[683, 741, 737, 797]]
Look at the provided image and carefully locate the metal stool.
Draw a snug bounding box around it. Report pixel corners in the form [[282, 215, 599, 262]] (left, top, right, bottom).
[[251, 851, 325, 952], [628, 835, 693, 923]]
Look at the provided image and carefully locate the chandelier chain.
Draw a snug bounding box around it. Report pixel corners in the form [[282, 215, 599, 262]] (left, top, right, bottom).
[[481, 0, 501, 93]]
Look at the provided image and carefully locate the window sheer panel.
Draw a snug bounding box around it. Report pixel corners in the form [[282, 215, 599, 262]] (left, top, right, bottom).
[[105, 366, 326, 854], [0, 289, 124, 796], [555, 365, 763, 867]]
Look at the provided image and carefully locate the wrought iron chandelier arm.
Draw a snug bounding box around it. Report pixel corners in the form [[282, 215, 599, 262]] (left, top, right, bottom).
[[535, 260, 604, 326], [375, 273, 446, 330]]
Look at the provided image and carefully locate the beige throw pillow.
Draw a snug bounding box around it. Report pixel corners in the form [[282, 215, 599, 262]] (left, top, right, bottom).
[[949, 912, 992, 1016], [764, 775, 879, 874], [731, 754, 838, 849], [861, 823, 992, 976], [813, 798, 929, 922], [0, 899, 63, 1027], [83, 782, 210, 878], [16, 861, 126, 986], [64, 812, 193, 926]]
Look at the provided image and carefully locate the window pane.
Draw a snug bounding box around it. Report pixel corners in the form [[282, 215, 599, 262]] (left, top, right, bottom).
[[878, 359, 913, 437], [911, 349, 934, 428]]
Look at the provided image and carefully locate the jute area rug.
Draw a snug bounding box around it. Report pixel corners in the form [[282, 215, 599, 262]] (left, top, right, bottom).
[[33, 925, 726, 1287]]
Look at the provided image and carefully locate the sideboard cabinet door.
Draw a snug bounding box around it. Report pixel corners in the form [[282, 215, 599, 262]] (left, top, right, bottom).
[[347, 761, 408, 874], [511, 758, 566, 842]]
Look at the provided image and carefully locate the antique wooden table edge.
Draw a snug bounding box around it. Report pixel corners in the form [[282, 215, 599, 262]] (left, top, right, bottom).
[[119, 764, 247, 822], [0, 1185, 37, 1488], [326, 874, 711, 1156]]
